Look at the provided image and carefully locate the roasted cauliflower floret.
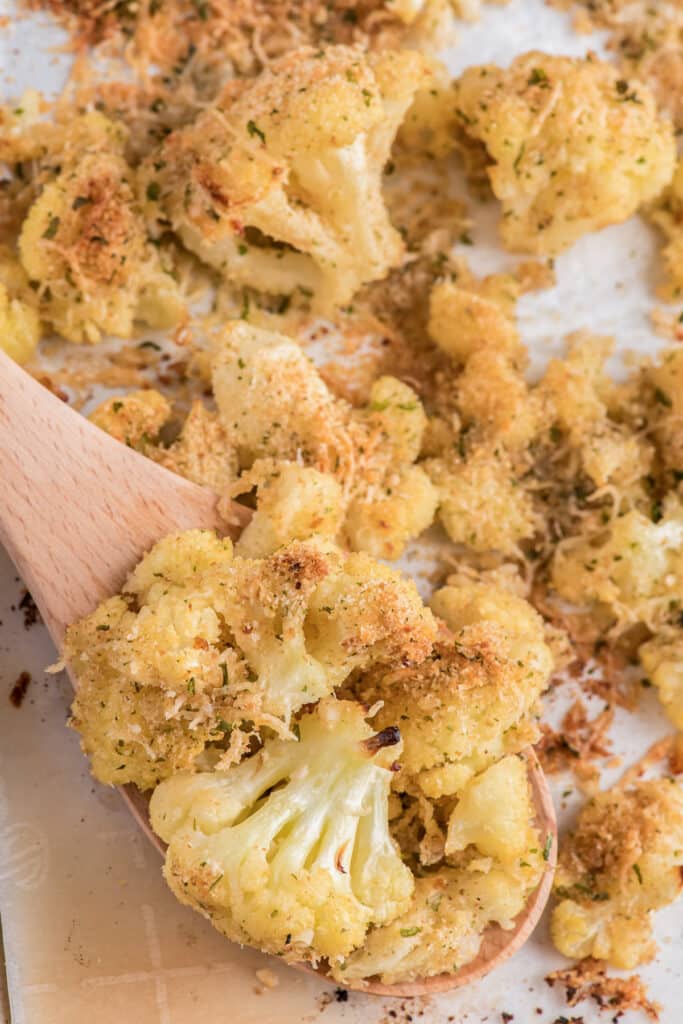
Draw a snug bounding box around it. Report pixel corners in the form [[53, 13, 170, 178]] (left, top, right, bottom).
[[638, 635, 683, 731], [425, 445, 536, 555], [235, 460, 344, 558], [336, 756, 546, 985], [0, 281, 41, 364], [305, 549, 437, 673], [644, 347, 683, 474], [454, 52, 675, 255], [345, 376, 438, 559], [344, 464, 438, 560], [212, 321, 354, 482], [398, 57, 457, 160], [355, 580, 552, 797], [551, 498, 683, 630], [551, 779, 683, 969], [650, 157, 683, 297], [66, 531, 436, 789], [149, 699, 414, 966], [431, 573, 545, 638], [88, 390, 171, 449], [428, 270, 524, 365], [142, 46, 429, 310], [214, 325, 436, 559], [538, 334, 653, 489], [456, 349, 541, 453], [364, 375, 428, 466], [18, 113, 184, 344]]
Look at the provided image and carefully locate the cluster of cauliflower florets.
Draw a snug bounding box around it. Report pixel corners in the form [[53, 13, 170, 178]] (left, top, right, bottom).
[[0, 43, 679, 362], [66, 524, 554, 983], [7, 14, 683, 990]]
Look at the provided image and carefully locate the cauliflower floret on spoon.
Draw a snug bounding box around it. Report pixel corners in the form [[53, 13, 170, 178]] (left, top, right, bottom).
[[141, 46, 429, 310], [335, 755, 546, 985], [149, 699, 414, 966], [355, 576, 553, 797], [66, 531, 436, 790]]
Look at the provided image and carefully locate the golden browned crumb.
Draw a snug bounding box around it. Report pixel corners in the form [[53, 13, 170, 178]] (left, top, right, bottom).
[[23, 0, 437, 80], [546, 958, 661, 1021], [537, 698, 614, 779]]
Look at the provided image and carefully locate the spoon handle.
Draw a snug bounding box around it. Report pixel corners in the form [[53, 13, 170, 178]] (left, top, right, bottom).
[[0, 350, 226, 645]]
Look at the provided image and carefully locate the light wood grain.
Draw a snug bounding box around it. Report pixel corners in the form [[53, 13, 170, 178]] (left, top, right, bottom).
[[0, 350, 557, 998], [0, 349, 246, 642]]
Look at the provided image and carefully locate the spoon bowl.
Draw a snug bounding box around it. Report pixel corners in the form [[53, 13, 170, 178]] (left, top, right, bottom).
[[0, 350, 557, 998]]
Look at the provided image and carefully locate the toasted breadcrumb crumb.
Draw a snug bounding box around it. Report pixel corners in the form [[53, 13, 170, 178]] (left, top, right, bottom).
[[546, 958, 660, 1021]]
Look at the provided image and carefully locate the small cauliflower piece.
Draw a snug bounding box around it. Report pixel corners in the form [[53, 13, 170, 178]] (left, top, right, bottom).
[[650, 157, 683, 297], [142, 46, 429, 310], [344, 464, 438, 561], [445, 755, 538, 866], [67, 532, 436, 789], [431, 574, 544, 638], [551, 779, 683, 969], [345, 376, 437, 559], [336, 756, 545, 985], [212, 321, 354, 481], [638, 635, 683, 730], [454, 52, 675, 255], [551, 498, 683, 629], [425, 445, 536, 555], [149, 699, 414, 967], [364, 376, 428, 466], [398, 57, 457, 159], [213, 325, 436, 559], [428, 271, 523, 364], [152, 400, 238, 494], [0, 282, 41, 364], [538, 334, 616, 441], [305, 550, 437, 673], [644, 347, 683, 473], [88, 390, 171, 449], [538, 334, 653, 488], [456, 349, 541, 452], [235, 460, 343, 558], [355, 581, 552, 796], [18, 113, 184, 343]]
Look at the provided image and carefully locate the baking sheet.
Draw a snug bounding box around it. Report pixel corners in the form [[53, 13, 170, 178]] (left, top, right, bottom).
[[1, 0, 682, 1020]]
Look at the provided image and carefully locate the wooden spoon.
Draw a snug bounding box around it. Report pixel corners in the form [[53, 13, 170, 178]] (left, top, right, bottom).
[[0, 349, 557, 997]]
